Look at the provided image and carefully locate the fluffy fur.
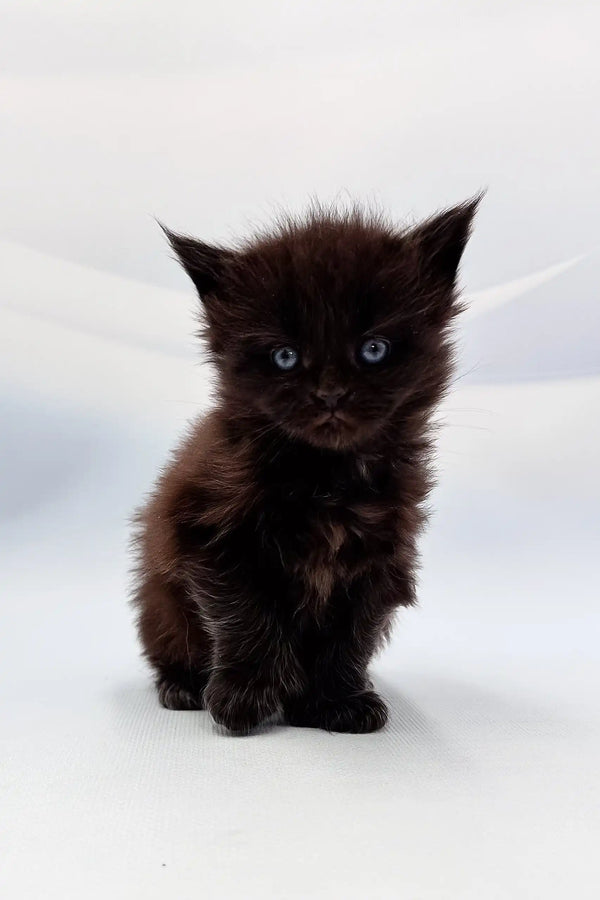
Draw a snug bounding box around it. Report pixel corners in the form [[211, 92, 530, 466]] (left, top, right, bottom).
[[131, 199, 479, 734]]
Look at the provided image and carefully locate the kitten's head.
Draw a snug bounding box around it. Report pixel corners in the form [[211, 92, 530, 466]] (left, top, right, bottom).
[[164, 199, 480, 451]]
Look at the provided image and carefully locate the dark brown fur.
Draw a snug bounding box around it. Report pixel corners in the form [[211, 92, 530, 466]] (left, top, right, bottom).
[[131, 199, 479, 733]]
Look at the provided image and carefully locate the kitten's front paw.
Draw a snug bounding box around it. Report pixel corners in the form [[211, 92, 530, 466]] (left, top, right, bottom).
[[204, 674, 279, 735], [286, 690, 388, 734], [157, 678, 204, 711]]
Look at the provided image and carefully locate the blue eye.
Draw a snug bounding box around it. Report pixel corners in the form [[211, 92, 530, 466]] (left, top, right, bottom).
[[271, 346, 299, 371], [359, 337, 390, 365]]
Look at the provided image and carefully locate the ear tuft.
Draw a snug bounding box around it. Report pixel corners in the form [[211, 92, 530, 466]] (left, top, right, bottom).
[[412, 194, 483, 286], [159, 222, 232, 298]]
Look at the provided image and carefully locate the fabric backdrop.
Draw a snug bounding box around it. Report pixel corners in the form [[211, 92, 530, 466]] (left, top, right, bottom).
[[1, 2, 599, 897]]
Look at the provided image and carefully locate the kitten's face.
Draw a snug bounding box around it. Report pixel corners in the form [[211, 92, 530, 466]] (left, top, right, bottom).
[[211, 248, 427, 451], [165, 201, 478, 451]]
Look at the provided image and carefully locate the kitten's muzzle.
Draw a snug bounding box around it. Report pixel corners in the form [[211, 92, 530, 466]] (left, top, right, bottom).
[[311, 387, 350, 411]]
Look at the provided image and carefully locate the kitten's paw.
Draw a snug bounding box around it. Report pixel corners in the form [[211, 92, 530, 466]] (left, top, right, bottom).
[[157, 678, 205, 711], [286, 690, 388, 733], [205, 675, 279, 735]]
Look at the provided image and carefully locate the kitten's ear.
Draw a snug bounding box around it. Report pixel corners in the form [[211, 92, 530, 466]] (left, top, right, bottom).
[[410, 195, 482, 288], [160, 224, 233, 297]]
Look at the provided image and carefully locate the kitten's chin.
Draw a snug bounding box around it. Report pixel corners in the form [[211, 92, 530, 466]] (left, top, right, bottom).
[[285, 415, 377, 452], [309, 418, 357, 450]]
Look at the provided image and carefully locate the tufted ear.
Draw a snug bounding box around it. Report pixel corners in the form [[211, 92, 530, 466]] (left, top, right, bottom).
[[160, 224, 234, 298], [410, 195, 482, 288]]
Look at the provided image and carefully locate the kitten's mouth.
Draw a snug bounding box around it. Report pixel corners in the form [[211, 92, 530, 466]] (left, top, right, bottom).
[[309, 410, 358, 446], [313, 410, 352, 428]]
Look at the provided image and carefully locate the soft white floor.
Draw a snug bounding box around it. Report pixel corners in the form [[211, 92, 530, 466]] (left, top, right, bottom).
[[1, 242, 599, 898]]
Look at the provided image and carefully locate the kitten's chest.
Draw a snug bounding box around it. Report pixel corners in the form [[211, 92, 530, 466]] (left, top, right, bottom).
[[265, 458, 399, 604]]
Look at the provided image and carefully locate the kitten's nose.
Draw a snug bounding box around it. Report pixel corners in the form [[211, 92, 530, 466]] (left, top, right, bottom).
[[313, 386, 348, 410]]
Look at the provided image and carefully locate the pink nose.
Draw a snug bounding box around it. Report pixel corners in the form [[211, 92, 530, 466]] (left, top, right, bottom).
[[313, 387, 348, 410]]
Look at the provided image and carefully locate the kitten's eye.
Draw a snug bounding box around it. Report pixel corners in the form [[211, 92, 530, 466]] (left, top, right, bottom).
[[271, 346, 299, 371], [358, 337, 390, 365]]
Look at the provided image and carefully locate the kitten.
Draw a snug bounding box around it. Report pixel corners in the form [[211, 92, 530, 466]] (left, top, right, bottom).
[[131, 199, 479, 734]]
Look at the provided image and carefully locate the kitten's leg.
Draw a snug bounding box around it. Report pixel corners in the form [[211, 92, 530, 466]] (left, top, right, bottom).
[[284, 572, 409, 733], [203, 610, 305, 735], [134, 574, 213, 710], [284, 633, 388, 734]]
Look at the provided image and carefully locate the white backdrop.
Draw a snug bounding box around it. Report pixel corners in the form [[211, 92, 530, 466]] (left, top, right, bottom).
[[1, 2, 599, 898]]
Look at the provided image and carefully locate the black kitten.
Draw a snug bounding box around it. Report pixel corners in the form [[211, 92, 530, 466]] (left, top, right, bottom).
[[131, 199, 479, 733]]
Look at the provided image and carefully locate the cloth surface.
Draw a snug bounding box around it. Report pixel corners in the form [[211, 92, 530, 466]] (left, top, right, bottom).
[[2, 2, 599, 891], [1, 252, 599, 897]]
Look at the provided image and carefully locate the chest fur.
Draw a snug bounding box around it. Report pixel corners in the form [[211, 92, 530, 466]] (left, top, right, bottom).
[[293, 485, 400, 606], [246, 451, 411, 610]]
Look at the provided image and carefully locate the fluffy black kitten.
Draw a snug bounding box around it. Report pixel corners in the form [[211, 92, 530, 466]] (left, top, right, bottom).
[[131, 199, 479, 733]]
